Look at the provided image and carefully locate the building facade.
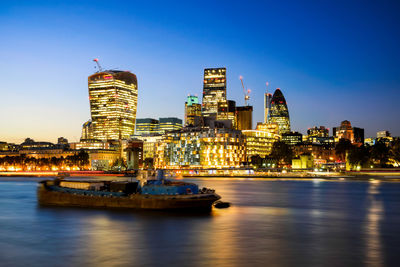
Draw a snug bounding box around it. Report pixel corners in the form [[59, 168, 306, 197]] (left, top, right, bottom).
[[202, 68, 226, 117], [269, 89, 290, 134], [184, 95, 202, 127], [88, 70, 138, 140], [236, 106, 253, 130], [159, 117, 183, 134], [135, 118, 160, 135]]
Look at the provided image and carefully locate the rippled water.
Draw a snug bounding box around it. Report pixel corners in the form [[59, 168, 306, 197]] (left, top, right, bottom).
[[0, 177, 400, 266]]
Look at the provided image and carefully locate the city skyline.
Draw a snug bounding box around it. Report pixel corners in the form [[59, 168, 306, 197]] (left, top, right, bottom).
[[1, 1, 400, 143]]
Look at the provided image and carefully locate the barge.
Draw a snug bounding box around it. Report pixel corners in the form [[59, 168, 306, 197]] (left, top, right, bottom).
[[37, 171, 220, 211]]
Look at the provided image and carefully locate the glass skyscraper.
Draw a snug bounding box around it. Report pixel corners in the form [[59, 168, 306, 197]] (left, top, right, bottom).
[[88, 70, 138, 140], [269, 89, 290, 134], [202, 68, 226, 117]]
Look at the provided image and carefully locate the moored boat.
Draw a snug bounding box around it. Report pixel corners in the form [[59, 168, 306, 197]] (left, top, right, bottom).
[[37, 170, 220, 211]]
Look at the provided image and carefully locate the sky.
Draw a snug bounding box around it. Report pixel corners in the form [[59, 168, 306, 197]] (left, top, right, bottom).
[[1, 0, 399, 143]]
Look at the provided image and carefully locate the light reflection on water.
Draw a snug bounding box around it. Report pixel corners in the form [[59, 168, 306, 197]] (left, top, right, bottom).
[[0, 177, 399, 266]]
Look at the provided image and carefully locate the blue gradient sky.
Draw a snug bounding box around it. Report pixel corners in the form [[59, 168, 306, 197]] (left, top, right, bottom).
[[1, 0, 399, 143]]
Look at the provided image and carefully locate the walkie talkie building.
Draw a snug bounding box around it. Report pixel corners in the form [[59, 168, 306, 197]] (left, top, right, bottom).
[[88, 70, 138, 140]]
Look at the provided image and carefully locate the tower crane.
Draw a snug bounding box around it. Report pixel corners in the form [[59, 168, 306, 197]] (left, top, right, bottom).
[[239, 75, 251, 106], [93, 58, 103, 72]]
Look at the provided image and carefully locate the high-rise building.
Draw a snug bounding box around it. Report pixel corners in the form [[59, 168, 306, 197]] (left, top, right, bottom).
[[264, 93, 272, 123], [236, 106, 253, 130], [159, 117, 183, 133], [184, 95, 202, 127], [217, 100, 236, 128], [202, 68, 226, 117], [135, 118, 160, 135], [269, 89, 290, 134], [88, 70, 138, 140]]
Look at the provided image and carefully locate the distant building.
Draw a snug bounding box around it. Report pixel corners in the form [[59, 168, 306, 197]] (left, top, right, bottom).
[[202, 68, 226, 117], [159, 117, 183, 134], [184, 95, 202, 127], [88, 70, 138, 140], [81, 120, 93, 140], [282, 132, 303, 146], [307, 126, 329, 137], [333, 120, 364, 144], [377, 131, 391, 138], [136, 134, 164, 160], [217, 100, 236, 128], [269, 89, 290, 134], [242, 129, 280, 158], [125, 139, 143, 170], [236, 106, 253, 130], [136, 118, 160, 135], [264, 93, 272, 123], [57, 137, 68, 145]]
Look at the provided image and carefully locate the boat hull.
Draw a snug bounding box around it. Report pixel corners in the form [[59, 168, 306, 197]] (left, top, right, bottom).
[[37, 184, 220, 211]]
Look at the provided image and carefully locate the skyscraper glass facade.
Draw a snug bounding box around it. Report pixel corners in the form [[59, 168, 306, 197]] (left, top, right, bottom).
[[185, 95, 202, 127], [202, 68, 226, 117], [88, 71, 138, 140], [269, 89, 290, 134]]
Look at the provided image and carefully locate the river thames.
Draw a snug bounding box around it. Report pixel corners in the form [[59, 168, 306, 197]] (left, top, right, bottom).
[[0, 177, 399, 266]]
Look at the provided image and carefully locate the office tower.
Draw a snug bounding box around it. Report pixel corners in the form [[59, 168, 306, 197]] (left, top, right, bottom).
[[81, 120, 93, 140], [264, 93, 272, 123], [202, 68, 226, 117], [217, 100, 236, 128], [307, 126, 329, 137], [235, 106, 253, 130], [185, 95, 202, 127], [135, 118, 160, 135], [269, 89, 290, 134], [88, 70, 138, 140], [159, 117, 183, 133]]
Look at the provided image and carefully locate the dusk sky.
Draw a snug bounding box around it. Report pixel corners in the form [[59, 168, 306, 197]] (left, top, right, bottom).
[[1, 0, 399, 143]]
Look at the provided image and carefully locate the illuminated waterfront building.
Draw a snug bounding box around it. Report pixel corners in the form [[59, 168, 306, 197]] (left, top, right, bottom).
[[282, 132, 303, 146], [236, 106, 253, 130], [81, 120, 94, 140], [69, 140, 110, 150], [88, 70, 138, 140], [242, 129, 280, 158], [202, 68, 227, 117], [256, 122, 279, 134], [159, 117, 183, 134], [217, 100, 236, 128], [185, 95, 202, 127], [135, 118, 160, 135], [155, 128, 246, 168], [136, 134, 164, 160], [269, 89, 290, 134]]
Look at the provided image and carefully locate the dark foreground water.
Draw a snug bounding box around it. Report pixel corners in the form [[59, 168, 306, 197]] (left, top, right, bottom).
[[0, 178, 400, 267]]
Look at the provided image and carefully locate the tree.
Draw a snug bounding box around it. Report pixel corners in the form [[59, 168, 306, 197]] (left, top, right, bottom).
[[370, 140, 390, 167], [335, 138, 353, 162], [391, 138, 400, 166], [347, 145, 370, 168], [250, 155, 263, 168], [270, 141, 293, 166]]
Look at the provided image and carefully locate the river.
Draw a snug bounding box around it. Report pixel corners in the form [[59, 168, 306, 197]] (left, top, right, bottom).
[[0, 177, 399, 266]]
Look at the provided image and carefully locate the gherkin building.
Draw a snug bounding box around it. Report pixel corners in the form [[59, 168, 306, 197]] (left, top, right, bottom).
[[269, 89, 290, 134]]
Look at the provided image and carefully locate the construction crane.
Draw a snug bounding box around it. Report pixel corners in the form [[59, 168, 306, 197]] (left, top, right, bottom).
[[93, 58, 103, 72], [239, 75, 251, 106]]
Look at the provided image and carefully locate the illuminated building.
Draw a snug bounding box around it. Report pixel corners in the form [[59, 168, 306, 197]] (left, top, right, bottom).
[[69, 140, 110, 150], [217, 100, 236, 128], [256, 122, 279, 134], [136, 118, 160, 135], [155, 128, 246, 168], [377, 130, 390, 138], [57, 137, 68, 146], [364, 137, 375, 146], [136, 134, 164, 159], [293, 143, 336, 163], [333, 120, 364, 144], [282, 132, 303, 146], [292, 155, 314, 169], [269, 89, 290, 134], [202, 68, 226, 117], [264, 92, 272, 123], [88, 70, 138, 140], [125, 139, 143, 169], [159, 117, 183, 134], [236, 106, 253, 130], [81, 120, 93, 140], [242, 129, 280, 158], [185, 95, 202, 127], [89, 150, 121, 170], [307, 126, 329, 137]]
